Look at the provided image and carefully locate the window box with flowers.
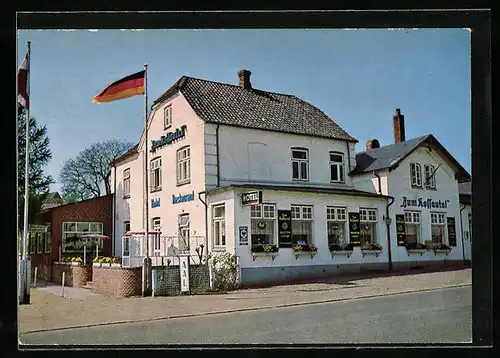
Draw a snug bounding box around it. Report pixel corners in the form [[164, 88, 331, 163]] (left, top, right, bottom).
[[60, 256, 83, 265], [432, 243, 452, 256], [329, 243, 355, 258], [405, 242, 428, 256], [361, 242, 383, 258], [93, 256, 119, 267], [251, 245, 279, 261], [293, 244, 318, 259]]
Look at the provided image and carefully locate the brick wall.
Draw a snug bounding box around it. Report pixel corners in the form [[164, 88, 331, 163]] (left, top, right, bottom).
[[152, 265, 210, 296], [92, 266, 142, 297], [51, 263, 92, 287], [30, 253, 52, 281]]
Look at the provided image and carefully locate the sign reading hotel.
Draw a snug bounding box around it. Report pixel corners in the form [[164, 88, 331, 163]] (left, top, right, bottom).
[[400, 197, 450, 209], [278, 210, 292, 248], [179, 255, 190, 294], [348, 212, 361, 246], [151, 125, 187, 152], [172, 191, 195, 204], [447, 217, 457, 246], [241, 191, 262, 206], [395, 214, 406, 246]]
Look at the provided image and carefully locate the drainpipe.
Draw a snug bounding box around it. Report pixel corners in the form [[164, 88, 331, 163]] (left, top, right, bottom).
[[216, 125, 220, 187], [459, 203, 466, 263], [198, 191, 208, 261], [386, 195, 395, 271], [374, 171, 382, 194], [345, 141, 352, 173], [112, 166, 116, 257]]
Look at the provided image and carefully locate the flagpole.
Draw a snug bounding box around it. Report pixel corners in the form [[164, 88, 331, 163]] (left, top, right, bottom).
[[142, 63, 151, 297], [22, 41, 31, 304]]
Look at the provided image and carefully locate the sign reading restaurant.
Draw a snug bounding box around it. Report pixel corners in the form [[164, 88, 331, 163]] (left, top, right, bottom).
[[241, 191, 262, 206], [151, 125, 187, 152], [400, 197, 450, 209], [172, 191, 195, 204]]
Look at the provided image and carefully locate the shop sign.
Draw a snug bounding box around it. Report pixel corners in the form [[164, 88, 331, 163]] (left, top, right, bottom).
[[400, 197, 449, 209], [241, 191, 262, 206], [151, 198, 160, 208], [447, 217, 457, 246], [151, 125, 187, 152], [172, 191, 195, 204], [278, 210, 292, 248], [348, 212, 360, 246], [395, 214, 406, 246], [239, 226, 248, 246], [28, 224, 47, 233], [179, 255, 190, 293]]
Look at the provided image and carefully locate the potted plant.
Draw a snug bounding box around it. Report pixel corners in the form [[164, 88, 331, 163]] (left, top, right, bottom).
[[70, 257, 83, 266], [92, 257, 101, 267], [251, 244, 279, 261], [360, 242, 383, 257], [329, 242, 355, 258], [110, 257, 121, 267], [405, 242, 427, 256], [293, 244, 318, 259]]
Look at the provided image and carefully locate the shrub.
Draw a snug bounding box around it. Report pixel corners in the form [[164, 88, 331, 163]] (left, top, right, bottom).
[[207, 251, 240, 292]]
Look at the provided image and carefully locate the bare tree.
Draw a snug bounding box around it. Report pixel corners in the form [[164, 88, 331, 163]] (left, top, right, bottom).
[[60, 139, 134, 201]]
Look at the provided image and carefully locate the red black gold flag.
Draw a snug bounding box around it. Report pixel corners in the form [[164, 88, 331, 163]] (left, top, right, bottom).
[[93, 70, 145, 103]]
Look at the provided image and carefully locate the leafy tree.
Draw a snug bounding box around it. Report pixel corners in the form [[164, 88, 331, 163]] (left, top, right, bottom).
[[60, 139, 134, 201], [17, 106, 54, 230]]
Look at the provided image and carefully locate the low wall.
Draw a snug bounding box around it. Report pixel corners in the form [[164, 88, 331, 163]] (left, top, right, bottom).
[[152, 265, 210, 296], [51, 264, 92, 288], [92, 266, 142, 297]]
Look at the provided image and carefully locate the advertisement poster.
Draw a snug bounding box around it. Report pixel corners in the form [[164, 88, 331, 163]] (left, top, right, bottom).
[[348, 212, 361, 246], [278, 210, 292, 248], [447, 217, 457, 246], [239, 226, 249, 246], [395, 214, 406, 246]]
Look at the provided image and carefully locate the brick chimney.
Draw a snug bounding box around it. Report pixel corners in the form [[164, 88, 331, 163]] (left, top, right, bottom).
[[238, 69, 252, 89], [366, 139, 380, 151], [393, 108, 406, 143]]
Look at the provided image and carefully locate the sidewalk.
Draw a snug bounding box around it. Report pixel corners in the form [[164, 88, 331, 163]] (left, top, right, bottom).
[[19, 267, 471, 334]]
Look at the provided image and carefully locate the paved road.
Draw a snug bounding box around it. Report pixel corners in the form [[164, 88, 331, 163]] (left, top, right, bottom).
[[20, 286, 471, 345]]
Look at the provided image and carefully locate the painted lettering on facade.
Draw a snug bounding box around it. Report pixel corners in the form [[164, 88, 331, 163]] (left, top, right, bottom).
[[151, 198, 160, 208], [151, 125, 187, 152], [172, 191, 195, 204], [400, 197, 449, 209]]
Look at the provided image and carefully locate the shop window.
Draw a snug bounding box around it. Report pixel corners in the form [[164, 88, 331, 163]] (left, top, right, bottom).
[[61, 222, 103, 255], [178, 214, 190, 251], [213, 204, 226, 248], [404, 211, 421, 245], [291, 148, 309, 181], [424, 164, 436, 189], [326, 206, 347, 245], [152, 217, 161, 256], [176, 146, 191, 186], [431, 212, 446, 244], [360, 208, 377, 244], [291, 205, 313, 245], [150, 157, 162, 192], [329, 152, 345, 183], [410, 162, 422, 188], [251, 204, 276, 248], [123, 168, 131, 198], [164, 105, 172, 129]]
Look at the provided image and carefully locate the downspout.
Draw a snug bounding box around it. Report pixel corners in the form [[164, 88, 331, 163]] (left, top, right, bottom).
[[386, 195, 395, 271], [374, 171, 382, 195], [216, 125, 220, 187], [345, 141, 352, 173], [459, 203, 466, 263], [112, 165, 116, 257], [198, 191, 208, 262]]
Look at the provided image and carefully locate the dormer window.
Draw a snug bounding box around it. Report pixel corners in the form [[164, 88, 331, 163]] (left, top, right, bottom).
[[164, 105, 172, 129], [329, 151, 345, 183], [291, 148, 309, 181], [410, 162, 422, 188]]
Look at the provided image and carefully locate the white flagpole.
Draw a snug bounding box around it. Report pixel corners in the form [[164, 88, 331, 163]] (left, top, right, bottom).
[[142, 63, 151, 297]]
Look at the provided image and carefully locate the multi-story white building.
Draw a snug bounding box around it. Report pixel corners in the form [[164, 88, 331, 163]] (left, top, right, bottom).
[[110, 70, 470, 286], [458, 180, 472, 261]]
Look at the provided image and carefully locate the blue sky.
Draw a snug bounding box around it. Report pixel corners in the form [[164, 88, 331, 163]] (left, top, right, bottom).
[[17, 29, 471, 193]]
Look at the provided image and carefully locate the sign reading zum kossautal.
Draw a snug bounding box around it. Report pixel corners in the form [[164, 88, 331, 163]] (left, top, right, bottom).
[[395, 214, 406, 246], [151, 125, 187, 152], [278, 210, 292, 248], [447, 217, 457, 246], [348, 212, 361, 246], [400, 197, 450, 209]]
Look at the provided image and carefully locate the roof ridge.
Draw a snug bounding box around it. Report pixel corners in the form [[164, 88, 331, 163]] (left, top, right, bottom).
[[356, 134, 431, 155]]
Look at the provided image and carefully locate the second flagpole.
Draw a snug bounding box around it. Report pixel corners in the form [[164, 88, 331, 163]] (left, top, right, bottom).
[[142, 63, 151, 296]]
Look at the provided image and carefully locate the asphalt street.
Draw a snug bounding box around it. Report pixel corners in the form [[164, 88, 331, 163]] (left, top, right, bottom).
[[20, 286, 471, 345]]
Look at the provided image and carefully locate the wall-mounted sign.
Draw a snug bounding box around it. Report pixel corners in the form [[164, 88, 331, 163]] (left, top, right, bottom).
[[348, 212, 361, 246], [447, 217, 457, 246], [257, 221, 266, 230], [400, 197, 449, 209], [151, 125, 187, 152], [395, 214, 406, 246], [239, 226, 249, 246], [151, 198, 160, 208], [241, 191, 262, 206], [28, 224, 48, 233], [179, 255, 190, 293], [278, 210, 292, 248], [172, 191, 195, 204]]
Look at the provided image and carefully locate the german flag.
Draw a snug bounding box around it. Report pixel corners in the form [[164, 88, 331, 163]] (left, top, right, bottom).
[[93, 70, 145, 103]]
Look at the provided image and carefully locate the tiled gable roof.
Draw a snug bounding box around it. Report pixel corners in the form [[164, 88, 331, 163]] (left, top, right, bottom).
[[153, 76, 358, 142]]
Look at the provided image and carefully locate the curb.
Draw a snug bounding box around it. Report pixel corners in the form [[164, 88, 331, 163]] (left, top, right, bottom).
[[21, 283, 471, 335]]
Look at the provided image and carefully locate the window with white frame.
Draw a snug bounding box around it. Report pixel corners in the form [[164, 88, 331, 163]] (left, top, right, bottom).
[[123, 168, 131, 198], [62, 222, 104, 255], [213, 204, 226, 248], [291, 148, 309, 181], [329, 152, 345, 183], [424, 164, 436, 189], [291, 205, 313, 245], [123, 221, 130, 256], [326, 207, 347, 245], [359, 208, 377, 244], [176, 146, 191, 185], [251, 204, 276, 247], [431, 212, 446, 243], [150, 157, 162, 191], [164, 105, 172, 129], [404, 211, 421, 245], [152, 217, 161, 256], [178, 214, 190, 251], [410, 162, 422, 188]]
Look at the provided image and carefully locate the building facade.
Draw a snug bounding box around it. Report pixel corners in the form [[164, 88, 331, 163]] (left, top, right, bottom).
[[459, 180, 472, 261]]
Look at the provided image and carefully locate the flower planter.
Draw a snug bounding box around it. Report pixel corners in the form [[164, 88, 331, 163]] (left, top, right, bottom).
[[406, 249, 427, 256], [101, 263, 112, 267], [361, 249, 382, 258], [434, 248, 452, 256], [251, 252, 279, 261], [93, 262, 101, 267], [293, 251, 317, 260], [111, 263, 121, 268], [330, 250, 353, 259], [71, 262, 82, 266]]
